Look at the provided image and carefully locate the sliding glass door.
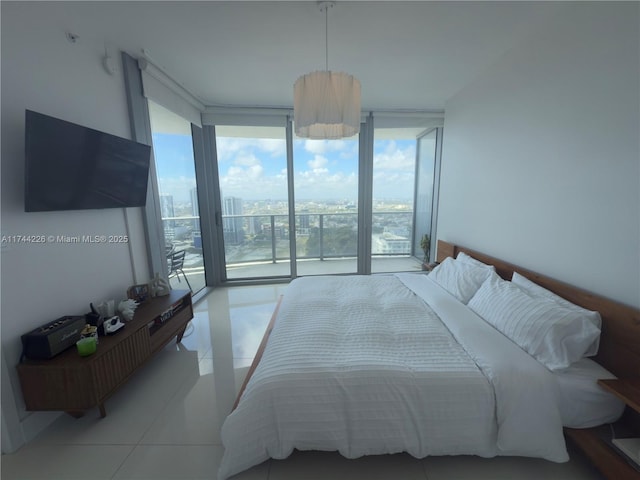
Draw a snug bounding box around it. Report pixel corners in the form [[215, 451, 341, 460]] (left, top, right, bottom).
[[370, 127, 424, 273], [293, 135, 360, 276], [148, 101, 206, 293], [211, 125, 361, 279], [213, 126, 289, 280]]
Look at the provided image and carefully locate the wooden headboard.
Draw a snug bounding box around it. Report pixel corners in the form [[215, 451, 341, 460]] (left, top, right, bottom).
[[436, 240, 640, 379]]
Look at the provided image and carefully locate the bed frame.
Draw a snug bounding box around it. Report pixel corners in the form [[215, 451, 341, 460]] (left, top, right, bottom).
[[235, 240, 640, 478], [233, 295, 282, 411], [436, 240, 640, 479]]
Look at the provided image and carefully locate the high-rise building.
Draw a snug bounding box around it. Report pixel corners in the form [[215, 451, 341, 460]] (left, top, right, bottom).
[[159, 195, 175, 230], [373, 232, 411, 255], [296, 211, 311, 236], [247, 217, 260, 235], [223, 196, 244, 245]]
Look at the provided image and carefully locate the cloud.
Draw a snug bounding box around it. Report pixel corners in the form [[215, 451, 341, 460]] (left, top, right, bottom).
[[372, 171, 416, 200], [159, 134, 418, 202], [303, 140, 327, 155], [247, 164, 264, 179], [302, 139, 350, 155], [234, 153, 260, 167], [373, 140, 416, 172], [308, 155, 328, 170], [295, 169, 358, 199], [227, 166, 244, 177], [257, 139, 286, 157], [215, 138, 245, 163], [220, 177, 288, 199], [227, 164, 264, 179], [216, 137, 286, 163], [220, 163, 288, 199], [157, 176, 197, 202]]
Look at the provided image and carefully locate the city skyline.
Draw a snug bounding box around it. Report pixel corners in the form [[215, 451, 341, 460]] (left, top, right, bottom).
[[157, 194, 414, 217]]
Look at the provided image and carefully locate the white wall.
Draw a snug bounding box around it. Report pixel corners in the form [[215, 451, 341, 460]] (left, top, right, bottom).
[[1, 3, 151, 449], [438, 3, 640, 308]]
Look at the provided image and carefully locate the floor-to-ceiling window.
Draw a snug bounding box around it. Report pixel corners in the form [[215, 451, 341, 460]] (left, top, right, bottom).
[[292, 135, 360, 276], [213, 126, 289, 280], [148, 101, 206, 293], [204, 118, 440, 282], [370, 127, 425, 273]]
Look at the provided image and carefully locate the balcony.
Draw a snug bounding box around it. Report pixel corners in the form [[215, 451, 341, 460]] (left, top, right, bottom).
[[163, 212, 424, 292]]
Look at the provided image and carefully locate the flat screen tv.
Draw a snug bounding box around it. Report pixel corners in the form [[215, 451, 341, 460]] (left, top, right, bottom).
[[25, 110, 152, 212]]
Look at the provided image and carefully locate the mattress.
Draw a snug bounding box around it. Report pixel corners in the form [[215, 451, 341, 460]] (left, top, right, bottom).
[[219, 274, 569, 479], [554, 358, 625, 428]]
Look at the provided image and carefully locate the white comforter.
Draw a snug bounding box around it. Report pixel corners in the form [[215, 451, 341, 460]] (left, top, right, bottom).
[[219, 274, 568, 479]]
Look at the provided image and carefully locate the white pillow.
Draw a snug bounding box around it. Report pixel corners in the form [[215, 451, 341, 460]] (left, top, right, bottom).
[[429, 257, 494, 304], [467, 272, 602, 371], [456, 251, 493, 270], [511, 271, 601, 356]]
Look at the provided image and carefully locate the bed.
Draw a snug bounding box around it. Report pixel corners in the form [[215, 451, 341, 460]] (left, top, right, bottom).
[[219, 241, 640, 480]]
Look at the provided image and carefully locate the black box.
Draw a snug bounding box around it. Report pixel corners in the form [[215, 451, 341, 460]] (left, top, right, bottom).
[[21, 316, 86, 360]]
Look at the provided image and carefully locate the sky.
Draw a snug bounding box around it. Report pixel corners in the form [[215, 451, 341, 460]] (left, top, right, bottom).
[[152, 132, 418, 204]]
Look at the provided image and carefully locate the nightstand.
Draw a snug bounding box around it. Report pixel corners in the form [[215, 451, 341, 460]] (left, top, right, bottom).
[[598, 379, 640, 413], [565, 379, 640, 480]]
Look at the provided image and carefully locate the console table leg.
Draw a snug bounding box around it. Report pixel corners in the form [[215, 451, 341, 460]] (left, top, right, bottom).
[[99, 404, 106, 418], [176, 324, 188, 343]]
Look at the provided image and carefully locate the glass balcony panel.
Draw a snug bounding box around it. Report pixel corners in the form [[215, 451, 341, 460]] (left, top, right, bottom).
[[220, 212, 421, 278], [149, 101, 206, 293]]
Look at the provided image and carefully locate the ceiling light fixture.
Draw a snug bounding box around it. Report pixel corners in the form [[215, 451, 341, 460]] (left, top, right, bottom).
[[293, 1, 361, 139]]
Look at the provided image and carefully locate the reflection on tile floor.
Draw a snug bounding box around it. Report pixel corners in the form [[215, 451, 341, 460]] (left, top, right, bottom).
[[2, 284, 604, 480]]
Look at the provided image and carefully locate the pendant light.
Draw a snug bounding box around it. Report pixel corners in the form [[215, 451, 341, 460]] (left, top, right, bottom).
[[293, 1, 361, 139]]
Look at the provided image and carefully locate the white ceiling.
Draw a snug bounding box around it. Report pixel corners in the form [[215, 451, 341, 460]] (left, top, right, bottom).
[[33, 1, 567, 111]]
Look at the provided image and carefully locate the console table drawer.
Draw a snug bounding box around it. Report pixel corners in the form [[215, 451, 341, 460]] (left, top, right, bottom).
[[18, 365, 96, 411], [92, 327, 150, 399], [149, 305, 193, 354]]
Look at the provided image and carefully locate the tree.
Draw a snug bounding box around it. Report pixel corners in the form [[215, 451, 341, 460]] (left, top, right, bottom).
[[420, 233, 431, 263], [306, 226, 358, 257]]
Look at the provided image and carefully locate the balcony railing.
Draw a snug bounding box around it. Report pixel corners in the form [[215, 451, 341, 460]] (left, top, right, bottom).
[[162, 211, 415, 265]]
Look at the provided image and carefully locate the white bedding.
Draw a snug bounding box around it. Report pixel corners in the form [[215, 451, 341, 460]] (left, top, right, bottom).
[[554, 358, 625, 428], [219, 274, 569, 480]]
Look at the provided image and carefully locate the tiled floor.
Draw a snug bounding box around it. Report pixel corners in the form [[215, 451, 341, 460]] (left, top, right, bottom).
[[2, 284, 605, 480]]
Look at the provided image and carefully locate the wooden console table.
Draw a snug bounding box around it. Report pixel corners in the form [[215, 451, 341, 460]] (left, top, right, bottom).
[[17, 290, 193, 418]]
